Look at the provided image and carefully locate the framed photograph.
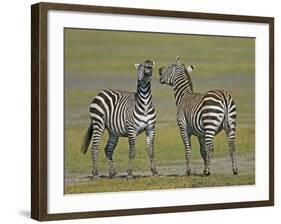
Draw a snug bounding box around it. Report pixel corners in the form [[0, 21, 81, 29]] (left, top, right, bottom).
[[31, 2, 274, 221]]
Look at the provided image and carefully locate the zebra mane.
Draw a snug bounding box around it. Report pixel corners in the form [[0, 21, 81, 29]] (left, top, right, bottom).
[[182, 64, 194, 92]]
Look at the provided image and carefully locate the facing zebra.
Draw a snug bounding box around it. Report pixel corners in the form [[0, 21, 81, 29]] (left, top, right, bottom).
[[159, 56, 238, 176], [81, 59, 158, 178]]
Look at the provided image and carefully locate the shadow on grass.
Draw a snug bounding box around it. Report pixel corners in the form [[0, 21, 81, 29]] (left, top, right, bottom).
[[83, 172, 204, 181]]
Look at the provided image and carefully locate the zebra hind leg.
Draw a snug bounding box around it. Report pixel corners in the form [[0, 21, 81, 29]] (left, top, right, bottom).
[[225, 128, 238, 175], [104, 133, 119, 178], [198, 137, 207, 175], [91, 125, 104, 178], [204, 136, 214, 176]]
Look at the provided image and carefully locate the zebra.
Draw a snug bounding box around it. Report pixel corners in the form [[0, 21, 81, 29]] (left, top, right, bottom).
[[81, 59, 158, 178], [159, 56, 238, 176]]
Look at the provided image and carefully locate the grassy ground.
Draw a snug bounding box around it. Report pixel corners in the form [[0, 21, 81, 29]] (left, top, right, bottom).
[[65, 174, 255, 194], [64, 29, 255, 194]]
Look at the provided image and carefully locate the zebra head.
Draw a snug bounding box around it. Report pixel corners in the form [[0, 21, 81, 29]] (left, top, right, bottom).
[[159, 56, 195, 86], [135, 59, 155, 84]]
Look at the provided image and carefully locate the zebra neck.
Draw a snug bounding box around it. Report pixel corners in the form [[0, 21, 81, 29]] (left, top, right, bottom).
[[136, 81, 152, 113], [173, 73, 193, 106]]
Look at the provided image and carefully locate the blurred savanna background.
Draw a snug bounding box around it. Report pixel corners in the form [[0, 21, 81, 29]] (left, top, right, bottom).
[[64, 28, 255, 194]]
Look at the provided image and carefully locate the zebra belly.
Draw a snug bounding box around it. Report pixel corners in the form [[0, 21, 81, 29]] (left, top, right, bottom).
[[106, 127, 129, 137], [185, 123, 223, 138], [105, 120, 128, 137], [106, 119, 151, 136], [189, 126, 223, 137], [186, 123, 204, 137], [185, 113, 223, 137]]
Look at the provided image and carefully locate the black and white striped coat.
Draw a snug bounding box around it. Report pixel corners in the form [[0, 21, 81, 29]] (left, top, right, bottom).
[[81, 59, 158, 178], [159, 57, 238, 176]]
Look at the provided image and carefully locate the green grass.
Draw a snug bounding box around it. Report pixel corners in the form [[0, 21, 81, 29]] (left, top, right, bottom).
[[65, 124, 254, 174], [64, 28, 255, 193], [65, 174, 255, 194], [64, 29, 254, 75]]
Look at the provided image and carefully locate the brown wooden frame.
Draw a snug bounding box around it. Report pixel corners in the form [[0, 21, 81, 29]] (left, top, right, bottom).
[[31, 2, 274, 221]]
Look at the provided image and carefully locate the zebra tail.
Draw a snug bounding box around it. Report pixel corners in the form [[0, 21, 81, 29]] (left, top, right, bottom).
[[81, 122, 93, 154], [223, 91, 230, 130]]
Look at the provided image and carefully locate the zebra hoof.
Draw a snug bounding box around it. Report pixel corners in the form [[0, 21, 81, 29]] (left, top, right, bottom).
[[126, 174, 134, 179], [151, 167, 158, 176], [203, 171, 211, 176], [109, 171, 117, 178], [91, 174, 100, 179], [92, 170, 99, 178], [233, 169, 238, 175], [152, 172, 159, 177], [127, 169, 133, 179], [186, 169, 191, 176]]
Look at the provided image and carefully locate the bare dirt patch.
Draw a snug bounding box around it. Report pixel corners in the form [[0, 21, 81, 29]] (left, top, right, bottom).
[[65, 152, 254, 186]]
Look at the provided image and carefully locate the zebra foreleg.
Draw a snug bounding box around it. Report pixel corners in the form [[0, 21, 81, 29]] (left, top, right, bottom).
[[127, 130, 137, 178], [91, 126, 104, 178], [146, 126, 158, 176], [105, 133, 119, 178]]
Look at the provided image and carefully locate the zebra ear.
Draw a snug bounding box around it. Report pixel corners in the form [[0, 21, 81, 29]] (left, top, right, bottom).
[[134, 64, 140, 69], [186, 65, 195, 74], [176, 56, 180, 66]]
